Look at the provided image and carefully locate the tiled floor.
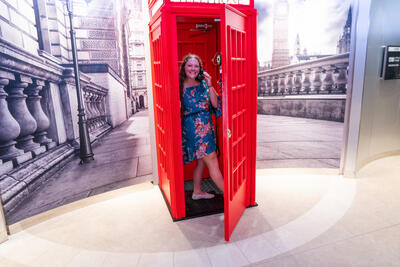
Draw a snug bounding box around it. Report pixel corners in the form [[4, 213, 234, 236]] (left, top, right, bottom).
[[0, 155, 399, 266]]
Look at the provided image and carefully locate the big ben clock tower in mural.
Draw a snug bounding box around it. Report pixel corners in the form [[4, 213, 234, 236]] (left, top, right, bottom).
[[272, 0, 290, 68]]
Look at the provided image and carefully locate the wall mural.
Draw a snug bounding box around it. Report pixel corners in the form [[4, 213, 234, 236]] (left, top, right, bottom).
[[255, 0, 353, 169]]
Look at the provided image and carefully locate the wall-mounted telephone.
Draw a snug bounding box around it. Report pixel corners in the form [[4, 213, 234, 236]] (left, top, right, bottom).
[[212, 53, 223, 89], [380, 45, 400, 80]]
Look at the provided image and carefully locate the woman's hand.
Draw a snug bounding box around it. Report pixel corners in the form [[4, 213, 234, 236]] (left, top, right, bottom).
[[203, 71, 218, 108], [203, 71, 212, 87]]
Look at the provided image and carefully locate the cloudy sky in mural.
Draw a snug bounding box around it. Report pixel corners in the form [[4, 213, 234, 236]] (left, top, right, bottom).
[[256, 0, 352, 64]]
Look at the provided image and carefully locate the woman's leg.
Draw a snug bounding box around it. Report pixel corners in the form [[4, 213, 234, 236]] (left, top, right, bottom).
[[203, 151, 224, 193], [192, 159, 205, 194]]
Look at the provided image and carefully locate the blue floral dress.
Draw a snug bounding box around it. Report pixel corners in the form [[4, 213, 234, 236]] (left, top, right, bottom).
[[181, 84, 221, 164]]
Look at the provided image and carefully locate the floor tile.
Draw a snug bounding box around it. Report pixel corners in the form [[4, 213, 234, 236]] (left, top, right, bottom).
[[174, 248, 212, 267], [30, 245, 81, 267], [293, 234, 399, 267], [100, 252, 141, 267], [63, 250, 108, 267], [206, 243, 249, 267], [136, 252, 173, 267], [251, 254, 306, 267], [236, 234, 280, 263]]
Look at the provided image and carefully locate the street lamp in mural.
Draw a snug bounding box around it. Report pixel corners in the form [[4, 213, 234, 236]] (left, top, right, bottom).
[[66, 0, 94, 164]]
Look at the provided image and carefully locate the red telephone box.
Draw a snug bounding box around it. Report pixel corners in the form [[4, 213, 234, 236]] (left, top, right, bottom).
[[148, 0, 257, 241]]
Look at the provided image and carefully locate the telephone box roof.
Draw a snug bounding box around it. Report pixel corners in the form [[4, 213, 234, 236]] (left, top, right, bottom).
[[149, 0, 254, 18]]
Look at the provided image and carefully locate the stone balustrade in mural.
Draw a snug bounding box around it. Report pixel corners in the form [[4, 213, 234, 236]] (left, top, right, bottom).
[[258, 53, 349, 96], [257, 53, 349, 122], [0, 49, 114, 214], [0, 70, 56, 167], [0, 58, 109, 172], [83, 84, 108, 135]]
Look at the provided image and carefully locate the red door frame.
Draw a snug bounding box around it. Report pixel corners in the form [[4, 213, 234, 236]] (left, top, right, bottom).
[[148, 2, 257, 240]]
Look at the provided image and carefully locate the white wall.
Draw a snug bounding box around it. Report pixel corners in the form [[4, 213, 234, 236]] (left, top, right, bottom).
[[357, 0, 400, 169], [343, 0, 400, 176]]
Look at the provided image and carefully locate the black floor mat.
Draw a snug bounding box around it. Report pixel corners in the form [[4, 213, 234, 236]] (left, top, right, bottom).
[[183, 178, 224, 219]]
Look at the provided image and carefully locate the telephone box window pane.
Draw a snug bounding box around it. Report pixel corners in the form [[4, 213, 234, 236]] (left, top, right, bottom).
[[151, 0, 163, 16]]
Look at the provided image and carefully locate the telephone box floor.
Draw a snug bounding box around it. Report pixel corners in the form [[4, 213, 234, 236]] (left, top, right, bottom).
[[182, 178, 224, 220]]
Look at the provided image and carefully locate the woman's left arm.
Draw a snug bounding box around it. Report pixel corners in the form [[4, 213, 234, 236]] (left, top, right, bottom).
[[204, 72, 218, 108]]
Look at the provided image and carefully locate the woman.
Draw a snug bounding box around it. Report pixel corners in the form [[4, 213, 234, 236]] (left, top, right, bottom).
[[180, 54, 224, 200]]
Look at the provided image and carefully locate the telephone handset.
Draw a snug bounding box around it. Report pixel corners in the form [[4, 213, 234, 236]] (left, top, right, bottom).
[[196, 67, 205, 81], [196, 67, 210, 95]]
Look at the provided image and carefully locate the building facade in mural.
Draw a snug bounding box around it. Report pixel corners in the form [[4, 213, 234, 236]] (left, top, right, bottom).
[[127, 0, 148, 112], [0, 0, 141, 216], [337, 7, 352, 54], [292, 34, 332, 64]]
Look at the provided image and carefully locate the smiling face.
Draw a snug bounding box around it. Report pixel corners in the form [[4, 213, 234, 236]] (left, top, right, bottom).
[[184, 57, 200, 80]]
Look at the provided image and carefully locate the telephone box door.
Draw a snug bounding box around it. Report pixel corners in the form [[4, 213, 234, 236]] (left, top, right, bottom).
[[222, 5, 251, 241], [149, 14, 185, 220]]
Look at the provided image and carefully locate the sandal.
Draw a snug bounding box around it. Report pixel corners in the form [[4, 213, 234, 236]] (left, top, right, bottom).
[[192, 192, 215, 200]]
